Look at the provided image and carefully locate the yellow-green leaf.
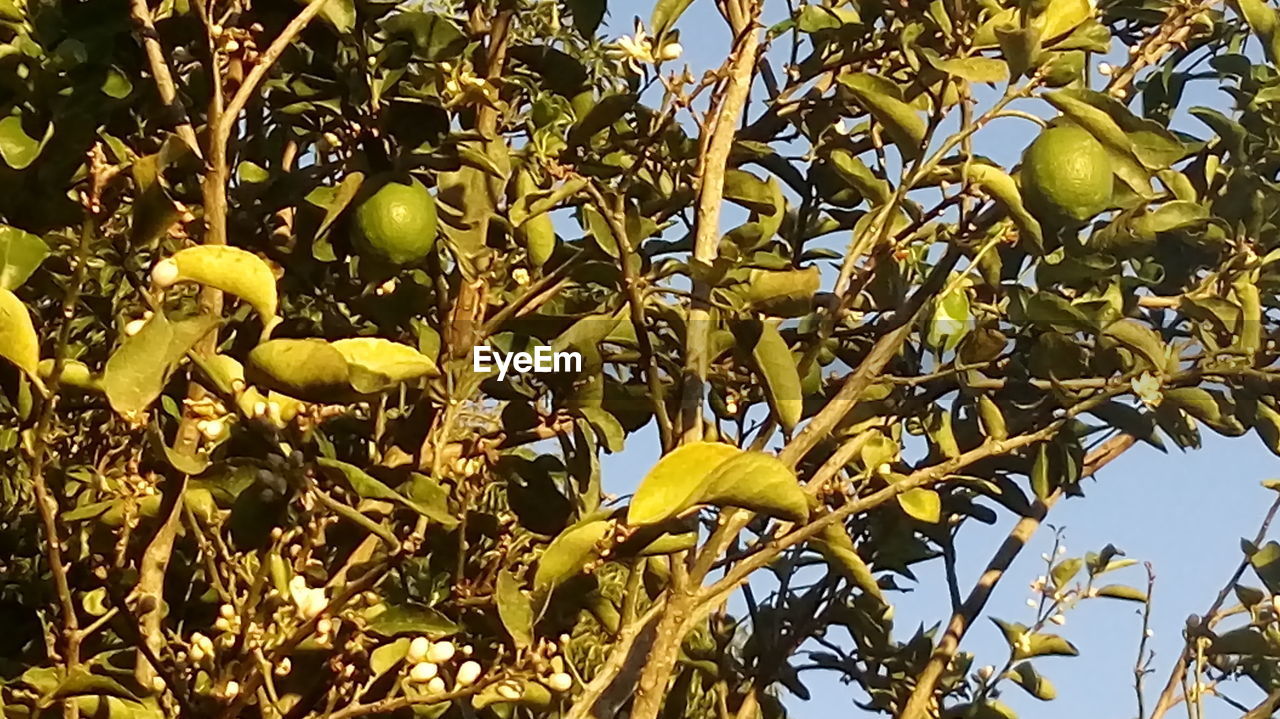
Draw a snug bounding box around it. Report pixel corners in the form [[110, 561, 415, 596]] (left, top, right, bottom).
[[103, 313, 219, 418], [838, 74, 927, 160], [332, 337, 439, 394], [628, 442, 742, 525], [1095, 584, 1148, 602], [0, 287, 39, 378], [746, 320, 804, 430], [699, 450, 809, 522], [813, 522, 884, 602], [496, 569, 535, 649], [897, 487, 941, 523], [1006, 662, 1056, 701], [534, 519, 611, 592], [159, 246, 279, 322], [246, 339, 352, 403]]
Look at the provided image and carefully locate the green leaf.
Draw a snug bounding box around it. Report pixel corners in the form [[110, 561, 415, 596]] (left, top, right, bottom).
[[404, 473, 458, 528], [103, 313, 218, 418], [897, 487, 941, 523], [838, 74, 927, 160], [1021, 632, 1079, 659], [382, 12, 466, 61], [796, 5, 860, 32], [813, 523, 884, 602], [723, 170, 779, 215], [534, 519, 611, 591], [0, 226, 49, 290], [1100, 319, 1167, 371], [581, 204, 619, 258], [1087, 402, 1164, 451], [1250, 541, 1280, 593], [628, 442, 742, 525], [577, 407, 625, 453], [741, 320, 804, 431], [651, 0, 694, 37], [1255, 402, 1280, 458], [741, 267, 820, 317], [246, 339, 353, 403], [1095, 584, 1148, 602], [0, 114, 53, 170], [1050, 557, 1082, 589], [369, 638, 410, 678], [569, 94, 636, 146], [929, 55, 1010, 84], [997, 25, 1042, 79], [314, 0, 355, 33], [1208, 627, 1276, 656], [101, 66, 133, 98], [1006, 662, 1056, 700], [47, 667, 137, 702], [310, 172, 364, 247], [699, 450, 809, 522], [825, 149, 891, 206], [566, 0, 606, 36], [316, 458, 445, 522], [1039, 0, 1092, 41], [332, 337, 439, 393], [967, 164, 1044, 250], [162, 246, 279, 322], [496, 569, 535, 649], [367, 604, 460, 638], [0, 287, 39, 380]]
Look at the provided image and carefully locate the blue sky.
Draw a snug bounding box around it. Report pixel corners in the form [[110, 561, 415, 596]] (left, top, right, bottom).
[[589, 2, 1280, 716]]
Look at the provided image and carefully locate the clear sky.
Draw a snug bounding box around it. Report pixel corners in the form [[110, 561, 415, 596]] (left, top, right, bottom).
[[591, 2, 1280, 716]]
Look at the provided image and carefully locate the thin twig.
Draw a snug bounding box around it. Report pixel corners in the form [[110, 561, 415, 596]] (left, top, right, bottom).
[[1150, 492, 1280, 719]]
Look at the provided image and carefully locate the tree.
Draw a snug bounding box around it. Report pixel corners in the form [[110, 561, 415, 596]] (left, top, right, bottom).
[[3, 0, 1280, 716]]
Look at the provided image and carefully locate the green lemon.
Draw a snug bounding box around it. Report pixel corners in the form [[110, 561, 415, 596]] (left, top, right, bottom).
[[1020, 124, 1112, 227], [353, 176, 438, 265]]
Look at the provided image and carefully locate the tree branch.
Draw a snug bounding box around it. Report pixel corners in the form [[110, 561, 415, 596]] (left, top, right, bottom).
[[900, 433, 1137, 719]]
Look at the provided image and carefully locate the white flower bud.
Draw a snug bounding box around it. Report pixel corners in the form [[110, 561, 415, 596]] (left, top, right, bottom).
[[151, 676, 167, 693], [426, 640, 455, 664], [658, 42, 682, 61], [1050, 613, 1066, 625], [1097, 61, 1114, 76], [547, 672, 573, 692], [124, 318, 148, 336], [977, 665, 995, 681], [496, 681, 523, 700], [200, 419, 226, 441], [409, 662, 439, 682], [408, 636, 431, 663], [426, 676, 447, 694], [151, 258, 180, 288], [222, 680, 239, 699], [275, 657, 292, 676], [455, 660, 481, 687]]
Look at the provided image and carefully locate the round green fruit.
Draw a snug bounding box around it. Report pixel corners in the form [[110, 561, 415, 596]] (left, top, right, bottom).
[[1020, 124, 1112, 227], [353, 177, 438, 265]]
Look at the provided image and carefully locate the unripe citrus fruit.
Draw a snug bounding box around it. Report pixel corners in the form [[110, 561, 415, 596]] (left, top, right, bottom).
[[353, 177, 438, 265], [1020, 124, 1112, 227]]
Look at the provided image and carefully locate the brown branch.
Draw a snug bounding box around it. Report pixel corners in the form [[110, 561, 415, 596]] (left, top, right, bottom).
[[900, 433, 1137, 719], [28, 215, 99, 677], [128, 0, 203, 157], [678, 0, 763, 443]]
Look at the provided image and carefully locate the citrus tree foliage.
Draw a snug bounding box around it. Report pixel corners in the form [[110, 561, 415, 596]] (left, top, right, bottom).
[[6, 0, 1280, 717]]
